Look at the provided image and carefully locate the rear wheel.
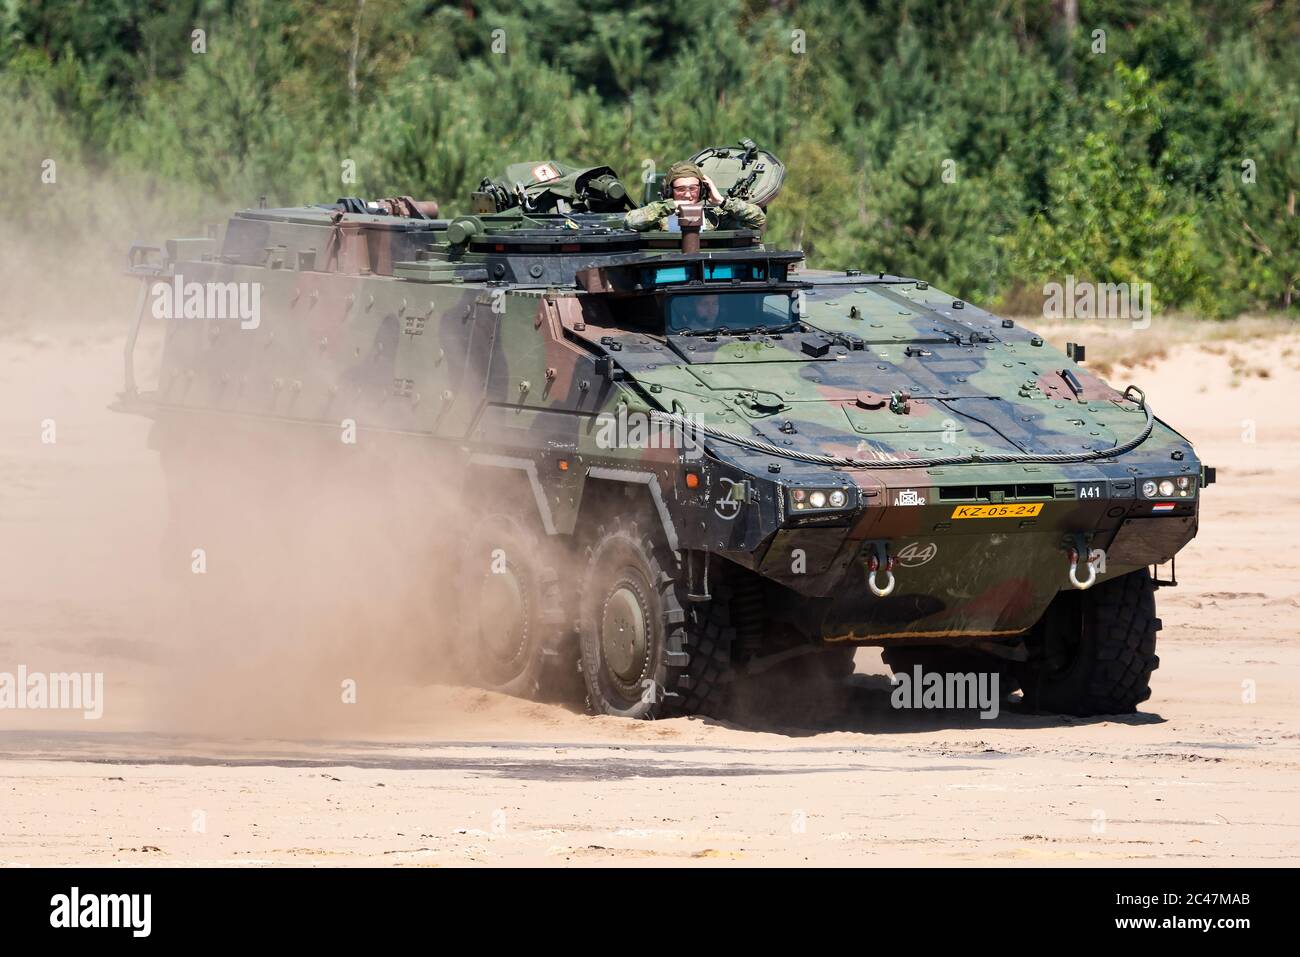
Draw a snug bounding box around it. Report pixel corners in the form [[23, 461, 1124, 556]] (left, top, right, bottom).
[[1015, 568, 1160, 716], [576, 517, 732, 718], [455, 512, 565, 699]]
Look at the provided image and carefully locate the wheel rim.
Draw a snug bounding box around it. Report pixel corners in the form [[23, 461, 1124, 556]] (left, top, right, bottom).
[[477, 566, 529, 680], [600, 583, 649, 686]]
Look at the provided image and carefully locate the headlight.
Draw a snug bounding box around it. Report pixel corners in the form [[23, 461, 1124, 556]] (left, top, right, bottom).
[[1176, 476, 1191, 489], [1158, 480, 1175, 496], [790, 487, 852, 511], [1142, 480, 1158, 498]]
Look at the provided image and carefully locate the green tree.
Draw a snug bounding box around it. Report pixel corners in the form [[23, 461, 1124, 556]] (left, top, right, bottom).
[[855, 122, 1020, 299], [1202, 94, 1300, 313], [1009, 64, 1207, 309]]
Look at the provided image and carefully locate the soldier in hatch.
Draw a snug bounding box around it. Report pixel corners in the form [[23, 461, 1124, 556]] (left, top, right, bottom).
[[624, 161, 766, 232]]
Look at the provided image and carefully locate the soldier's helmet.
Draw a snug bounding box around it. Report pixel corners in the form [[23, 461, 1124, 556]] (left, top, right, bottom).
[[662, 161, 706, 198]]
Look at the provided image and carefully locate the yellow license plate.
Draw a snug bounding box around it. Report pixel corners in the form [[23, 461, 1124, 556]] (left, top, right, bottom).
[[951, 503, 1044, 519]]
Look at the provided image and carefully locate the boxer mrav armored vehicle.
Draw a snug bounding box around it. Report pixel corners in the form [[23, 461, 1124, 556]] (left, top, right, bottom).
[[119, 145, 1211, 718]]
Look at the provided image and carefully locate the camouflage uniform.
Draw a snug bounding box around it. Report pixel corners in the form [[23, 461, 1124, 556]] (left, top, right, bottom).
[[624, 161, 766, 232], [624, 196, 767, 232]]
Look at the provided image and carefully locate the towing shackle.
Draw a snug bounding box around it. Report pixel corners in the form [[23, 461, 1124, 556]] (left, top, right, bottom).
[[866, 541, 896, 597], [1066, 534, 1104, 590]]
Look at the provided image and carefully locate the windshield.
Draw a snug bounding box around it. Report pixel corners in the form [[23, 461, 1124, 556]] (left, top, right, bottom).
[[666, 292, 796, 334]]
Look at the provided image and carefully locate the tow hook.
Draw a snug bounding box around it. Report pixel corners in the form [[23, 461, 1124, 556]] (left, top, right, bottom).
[[867, 542, 896, 597], [1066, 534, 1104, 590]]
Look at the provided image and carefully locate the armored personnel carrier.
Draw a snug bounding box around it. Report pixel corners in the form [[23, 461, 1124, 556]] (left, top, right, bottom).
[[118, 144, 1211, 718]]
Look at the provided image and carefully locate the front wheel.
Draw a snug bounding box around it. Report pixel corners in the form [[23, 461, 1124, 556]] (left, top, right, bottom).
[[1016, 568, 1161, 716], [576, 518, 732, 718]]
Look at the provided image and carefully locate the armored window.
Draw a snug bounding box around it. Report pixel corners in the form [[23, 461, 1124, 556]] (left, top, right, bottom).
[[664, 291, 795, 334]]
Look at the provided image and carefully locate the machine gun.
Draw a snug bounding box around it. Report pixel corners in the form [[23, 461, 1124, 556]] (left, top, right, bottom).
[[690, 140, 785, 208]]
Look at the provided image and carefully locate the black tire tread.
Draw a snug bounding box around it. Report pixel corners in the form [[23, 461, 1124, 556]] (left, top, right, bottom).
[[1019, 569, 1160, 716], [577, 516, 732, 719], [455, 511, 564, 700]]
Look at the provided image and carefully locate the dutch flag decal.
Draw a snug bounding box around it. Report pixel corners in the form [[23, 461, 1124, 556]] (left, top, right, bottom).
[[1152, 502, 1176, 512]]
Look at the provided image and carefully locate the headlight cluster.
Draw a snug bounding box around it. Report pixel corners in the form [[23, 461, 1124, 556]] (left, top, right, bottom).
[[791, 487, 852, 511], [1141, 476, 1194, 498]]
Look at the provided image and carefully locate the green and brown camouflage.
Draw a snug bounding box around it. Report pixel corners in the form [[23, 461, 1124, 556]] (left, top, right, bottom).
[[623, 195, 767, 232], [117, 142, 1210, 717]]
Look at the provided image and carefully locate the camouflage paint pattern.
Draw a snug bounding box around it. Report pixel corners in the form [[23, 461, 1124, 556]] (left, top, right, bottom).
[[119, 191, 1205, 647]]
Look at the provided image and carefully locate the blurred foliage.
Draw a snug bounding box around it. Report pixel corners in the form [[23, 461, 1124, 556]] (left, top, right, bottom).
[[1, 0, 1297, 314]]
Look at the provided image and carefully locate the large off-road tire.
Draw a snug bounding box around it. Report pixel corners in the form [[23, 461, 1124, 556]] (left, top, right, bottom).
[[1015, 568, 1161, 716], [455, 512, 566, 699], [576, 517, 732, 719]]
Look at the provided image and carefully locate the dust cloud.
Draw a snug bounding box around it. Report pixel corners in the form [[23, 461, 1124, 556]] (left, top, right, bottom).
[[0, 202, 492, 741]]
